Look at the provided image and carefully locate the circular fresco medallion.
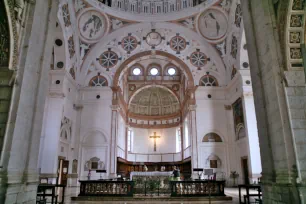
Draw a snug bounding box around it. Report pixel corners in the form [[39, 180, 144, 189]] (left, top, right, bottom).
[[198, 9, 228, 40], [146, 32, 162, 47], [78, 10, 107, 42]]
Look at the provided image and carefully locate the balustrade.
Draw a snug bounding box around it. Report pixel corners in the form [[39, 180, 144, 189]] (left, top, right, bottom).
[[170, 180, 225, 197], [79, 180, 134, 196]]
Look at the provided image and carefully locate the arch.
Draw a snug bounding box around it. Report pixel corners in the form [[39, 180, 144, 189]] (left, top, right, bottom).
[[199, 74, 219, 86], [88, 74, 109, 87], [202, 132, 223, 142], [206, 153, 222, 168], [128, 84, 180, 106], [82, 130, 108, 146], [113, 50, 195, 88]]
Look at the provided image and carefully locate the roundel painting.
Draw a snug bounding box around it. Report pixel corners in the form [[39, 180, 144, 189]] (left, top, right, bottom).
[[198, 9, 228, 41], [78, 10, 107, 42]]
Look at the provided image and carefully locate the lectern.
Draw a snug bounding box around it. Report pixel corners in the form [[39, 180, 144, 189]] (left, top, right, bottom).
[[96, 169, 107, 180]]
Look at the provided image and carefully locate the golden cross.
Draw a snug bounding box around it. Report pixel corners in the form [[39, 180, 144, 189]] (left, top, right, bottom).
[[149, 132, 161, 152]]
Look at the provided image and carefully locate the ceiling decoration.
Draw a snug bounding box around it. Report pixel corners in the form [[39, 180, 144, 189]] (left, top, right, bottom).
[[89, 74, 108, 86], [145, 31, 163, 47], [75, 0, 86, 13], [70, 68, 76, 80], [189, 51, 209, 68], [68, 36, 75, 58], [169, 35, 187, 53], [231, 35, 238, 59], [129, 87, 180, 116], [176, 16, 196, 30], [199, 74, 218, 86], [234, 4, 242, 27], [78, 9, 109, 43], [62, 4, 71, 27], [197, 9, 228, 41], [219, 0, 232, 12], [121, 35, 138, 53], [98, 50, 119, 68]]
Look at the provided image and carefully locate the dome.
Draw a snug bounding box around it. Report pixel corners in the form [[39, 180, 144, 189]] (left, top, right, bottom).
[[129, 87, 180, 116]]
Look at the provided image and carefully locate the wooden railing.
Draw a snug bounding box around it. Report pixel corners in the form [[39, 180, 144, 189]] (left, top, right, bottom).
[[79, 180, 134, 196], [170, 180, 225, 197]]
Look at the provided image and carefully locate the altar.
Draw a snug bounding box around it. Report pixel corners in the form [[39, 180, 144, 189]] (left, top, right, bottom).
[[130, 171, 172, 180]]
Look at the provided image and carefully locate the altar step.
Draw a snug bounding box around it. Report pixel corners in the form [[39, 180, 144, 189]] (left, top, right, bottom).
[[71, 195, 232, 202]]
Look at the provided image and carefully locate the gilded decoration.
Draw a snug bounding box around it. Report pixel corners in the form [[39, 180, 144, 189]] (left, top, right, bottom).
[[290, 32, 301, 43], [290, 15, 303, 27], [292, 0, 305, 10], [290, 48, 302, 59]]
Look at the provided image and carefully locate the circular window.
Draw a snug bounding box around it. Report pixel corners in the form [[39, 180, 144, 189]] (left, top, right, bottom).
[[133, 68, 141, 75], [55, 39, 63, 46], [57, 62, 64, 69], [243, 62, 249, 68], [122, 36, 138, 52], [168, 68, 176, 75], [150, 68, 159, 76]]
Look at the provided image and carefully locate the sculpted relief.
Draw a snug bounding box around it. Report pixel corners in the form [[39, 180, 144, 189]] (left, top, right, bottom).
[[198, 9, 228, 41]]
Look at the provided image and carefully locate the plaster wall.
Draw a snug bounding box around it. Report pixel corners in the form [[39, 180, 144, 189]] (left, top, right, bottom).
[[131, 127, 179, 154]]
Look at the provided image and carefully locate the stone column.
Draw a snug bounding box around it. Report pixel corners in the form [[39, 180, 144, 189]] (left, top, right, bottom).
[[242, 93, 262, 183], [110, 105, 120, 176], [242, 0, 300, 203], [188, 105, 198, 170], [39, 93, 65, 183]]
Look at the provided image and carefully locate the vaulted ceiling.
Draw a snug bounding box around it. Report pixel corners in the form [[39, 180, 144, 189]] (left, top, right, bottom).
[[55, 0, 246, 88]]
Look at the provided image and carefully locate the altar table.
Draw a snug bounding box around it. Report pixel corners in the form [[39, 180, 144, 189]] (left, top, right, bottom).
[[130, 171, 172, 180]]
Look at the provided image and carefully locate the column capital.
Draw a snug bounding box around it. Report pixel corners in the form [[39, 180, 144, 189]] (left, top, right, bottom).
[[110, 105, 121, 111], [188, 104, 197, 111]]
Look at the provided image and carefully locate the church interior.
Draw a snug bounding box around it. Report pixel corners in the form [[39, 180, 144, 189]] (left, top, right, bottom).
[[1, 0, 306, 203]]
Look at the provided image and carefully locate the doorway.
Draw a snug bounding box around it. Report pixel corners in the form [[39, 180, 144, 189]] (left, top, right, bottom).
[[58, 157, 69, 185], [241, 157, 249, 185]]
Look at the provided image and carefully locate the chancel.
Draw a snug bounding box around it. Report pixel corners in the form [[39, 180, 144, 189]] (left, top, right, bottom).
[[1, 0, 306, 203], [149, 132, 161, 152]]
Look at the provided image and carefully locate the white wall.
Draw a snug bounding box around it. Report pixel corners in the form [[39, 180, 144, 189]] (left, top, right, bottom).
[[131, 127, 178, 154]]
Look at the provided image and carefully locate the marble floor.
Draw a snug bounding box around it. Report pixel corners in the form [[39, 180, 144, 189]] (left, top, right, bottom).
[[58, 187, 259, 204]]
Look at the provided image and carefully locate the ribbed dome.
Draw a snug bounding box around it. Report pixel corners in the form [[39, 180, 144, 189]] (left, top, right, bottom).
[[129, 87, 180, 116]]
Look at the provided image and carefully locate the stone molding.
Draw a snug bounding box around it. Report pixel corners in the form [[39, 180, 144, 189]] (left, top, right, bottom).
[[284, 71, 306, 86]]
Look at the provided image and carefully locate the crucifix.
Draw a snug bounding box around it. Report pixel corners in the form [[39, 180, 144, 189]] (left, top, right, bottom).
[[149, 132, 161, 152]]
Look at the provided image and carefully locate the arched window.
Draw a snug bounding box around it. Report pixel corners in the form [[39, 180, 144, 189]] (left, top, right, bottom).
[[199, 75, 218, 86], [89, 75, 108, 87], [202, 133, 222, 142]]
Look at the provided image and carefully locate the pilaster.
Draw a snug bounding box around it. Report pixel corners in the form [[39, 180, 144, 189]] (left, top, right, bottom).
[[188, 104, 198, 170], [110, 105, 120, 176]]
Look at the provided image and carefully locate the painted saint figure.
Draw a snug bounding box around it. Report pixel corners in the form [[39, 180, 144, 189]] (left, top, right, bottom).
[[83, 15, 103, 39], [203, 13, 220, 36]]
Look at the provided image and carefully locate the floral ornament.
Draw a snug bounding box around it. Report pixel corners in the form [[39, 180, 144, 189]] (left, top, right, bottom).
[[98, 50, 118, 68], [121, 35, 138, 52], [170, 35, 187, 52], [68, 36, 75, 58], [190, 51, 209, 67], [62, 4, 71, 27], [234, 4, 242, 27], [231, 35, 238, 59]]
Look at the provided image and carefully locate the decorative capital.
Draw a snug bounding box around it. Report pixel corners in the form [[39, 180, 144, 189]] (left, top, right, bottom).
[[188, 105, 197, 111], [73, 104, 83, 111], [110, 105, 121, 111], [224, 105, 232, 110]]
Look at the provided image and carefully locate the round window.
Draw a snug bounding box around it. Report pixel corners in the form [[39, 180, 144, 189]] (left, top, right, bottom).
[[133, 68, 141, 75], [168, 68, 176, 75], [150, 68, 159, 75]]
